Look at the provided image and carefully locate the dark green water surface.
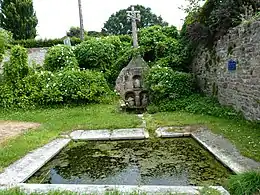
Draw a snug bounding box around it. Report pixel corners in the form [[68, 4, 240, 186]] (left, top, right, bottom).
[[26, 138, 232, 185]]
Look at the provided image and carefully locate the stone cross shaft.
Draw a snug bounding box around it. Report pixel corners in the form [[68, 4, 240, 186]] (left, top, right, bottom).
[[127, 6, 141, 48]]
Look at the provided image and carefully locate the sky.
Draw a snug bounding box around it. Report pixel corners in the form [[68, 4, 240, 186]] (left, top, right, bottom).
[[33, 0, 188, 39]]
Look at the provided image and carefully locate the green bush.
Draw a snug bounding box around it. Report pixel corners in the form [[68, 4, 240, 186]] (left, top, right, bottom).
[[227, 172, 260, 195], [44, 45, 78, 72], [139, 25, 187, 70], [147, 94, 242, 119], [56, 68, 111, 103], [0, 29, 12, 62], [145, 65, 194, 103], [74, 36, 131, 86], [0, 68, 112, 109], [75, 37, 121, 70], [0, 83, 15, 109], [20, 71, 62, 106], [3, 45, 29, 85], [13, 37, 82, 48]]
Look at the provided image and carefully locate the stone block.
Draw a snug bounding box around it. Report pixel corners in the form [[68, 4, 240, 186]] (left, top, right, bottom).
[[110, 128, 145, 140]]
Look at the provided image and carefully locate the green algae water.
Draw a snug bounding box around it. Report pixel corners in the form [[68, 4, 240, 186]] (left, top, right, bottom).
[[26, 138, 232, 185]]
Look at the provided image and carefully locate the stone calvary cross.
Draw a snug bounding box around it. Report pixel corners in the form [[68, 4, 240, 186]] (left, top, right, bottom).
[[115, 5, 149, 111], [127, 6, 141, 48]]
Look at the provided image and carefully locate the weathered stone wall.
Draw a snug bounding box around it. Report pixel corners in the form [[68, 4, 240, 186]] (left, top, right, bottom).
[[192, 20, 260, 121], [0, 48, 48, 73]]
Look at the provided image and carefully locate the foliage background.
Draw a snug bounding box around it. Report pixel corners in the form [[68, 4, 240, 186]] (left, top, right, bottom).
[[102, 4, 168, 35], [0, 0, 38, 40]]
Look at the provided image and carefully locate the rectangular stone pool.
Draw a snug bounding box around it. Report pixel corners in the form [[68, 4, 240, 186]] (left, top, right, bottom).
[[26, 138, 232, 186]]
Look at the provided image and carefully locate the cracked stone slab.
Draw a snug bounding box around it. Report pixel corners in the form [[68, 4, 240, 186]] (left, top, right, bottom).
[[0, 138, 70, 185], [110, 128, 146, 140], [156, 127, 191, 138], [70, 128, 147, 141], [70, 130, 110, 141], [192, 130, 260, 174], [2, 184, 230, 195]]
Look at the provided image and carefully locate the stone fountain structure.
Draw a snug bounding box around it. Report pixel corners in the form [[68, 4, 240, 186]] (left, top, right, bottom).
[[115, 6, 149, 110]]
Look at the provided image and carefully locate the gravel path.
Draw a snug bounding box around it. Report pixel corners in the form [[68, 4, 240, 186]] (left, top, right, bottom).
[[0, 121, 40, 143]]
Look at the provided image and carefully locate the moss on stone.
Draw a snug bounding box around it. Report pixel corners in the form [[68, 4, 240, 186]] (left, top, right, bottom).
[[26, 139, 232, 186]]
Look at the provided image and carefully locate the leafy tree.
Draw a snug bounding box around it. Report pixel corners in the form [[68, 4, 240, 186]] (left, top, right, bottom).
[[87, 31, 103, 37], [0, 0, 38, 40], [181, 0, 259, 45], [138, 25, 188, 71], [102, 5, 168, 35], [66, 26, 87, 38]]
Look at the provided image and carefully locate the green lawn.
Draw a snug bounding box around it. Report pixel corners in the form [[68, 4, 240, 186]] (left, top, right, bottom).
[[148, 111, 260, 162], [0, 104, 141, 171]]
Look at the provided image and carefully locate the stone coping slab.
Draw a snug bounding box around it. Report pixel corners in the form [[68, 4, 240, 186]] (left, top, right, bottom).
[[156, 127, 260, 174], [70, 128, 148, 141], [1, 184, 230, 195], [0, 138, 70, 185], [156, 127, 191, 138], [70, 130, 111, 141], [192, 130, 260, 174]]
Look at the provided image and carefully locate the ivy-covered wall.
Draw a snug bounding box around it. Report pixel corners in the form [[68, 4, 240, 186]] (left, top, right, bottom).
[[192, 19, 260, 121], [0, 48, 48, 74]]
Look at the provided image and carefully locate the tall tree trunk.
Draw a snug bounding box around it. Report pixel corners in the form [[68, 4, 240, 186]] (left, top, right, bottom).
[[78, 0, 84, 41]]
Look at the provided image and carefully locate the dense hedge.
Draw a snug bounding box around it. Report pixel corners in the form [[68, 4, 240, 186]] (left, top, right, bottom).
[[3, 45, 29, 85], [74, 36, 131, 86], [12, 35, 131, 49], [145, 65, 194, 103], [44, 45, 78, 72], [139, 25, 188, 71], [0, 45, 111, 109], [13, 37, 82, 48]]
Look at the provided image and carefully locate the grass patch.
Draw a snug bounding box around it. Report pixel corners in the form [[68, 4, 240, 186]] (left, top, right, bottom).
[[151, 111, 260, 161], [0, 104, 141, 171], [227, 171, 260, 195]]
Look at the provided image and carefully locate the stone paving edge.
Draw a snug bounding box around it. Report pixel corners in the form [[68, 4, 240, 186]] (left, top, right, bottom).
[[0, 138, 71, 185], [0, 184, 230, 195]]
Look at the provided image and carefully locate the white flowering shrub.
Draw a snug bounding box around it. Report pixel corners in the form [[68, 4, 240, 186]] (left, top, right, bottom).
[[74, 36, 131, 86], [44, 45, 78, 72], [0, 68, 111, 109], [145, 65, 194, 103], [56, 68, 111, 103]]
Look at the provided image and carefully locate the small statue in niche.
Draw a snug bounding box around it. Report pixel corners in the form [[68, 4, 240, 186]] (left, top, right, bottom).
[[126, 96, 135, 107], [141, 93, 148, 107], [133, 77, 141, 88]]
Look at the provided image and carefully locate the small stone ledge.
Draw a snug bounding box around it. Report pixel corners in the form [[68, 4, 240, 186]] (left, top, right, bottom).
[[156, 127, 191, 138], [0, 138, 71, 185], [1, 184, 230, 195], [70, 130, 111, 141], [70, 128, 147, 141]]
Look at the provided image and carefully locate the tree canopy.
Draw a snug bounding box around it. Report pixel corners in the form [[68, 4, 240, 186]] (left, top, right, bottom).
[[66, 26, 87, 38], [0, 0, 38, 40], [102, 5, 168, 35], [181, 0, 260, 45]]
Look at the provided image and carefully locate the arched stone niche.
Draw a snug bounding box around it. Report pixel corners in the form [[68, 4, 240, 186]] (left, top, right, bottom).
[[125, 91, 136, 107], [133, 75, 142, 89]]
